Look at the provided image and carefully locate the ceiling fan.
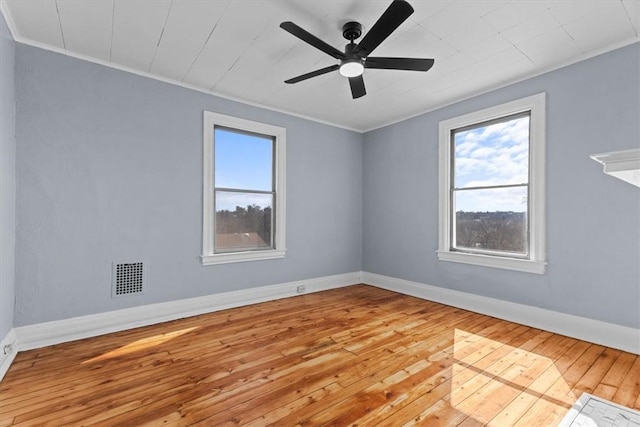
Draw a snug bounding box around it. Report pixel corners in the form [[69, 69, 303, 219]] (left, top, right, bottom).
[[280, 0, 434, 99]]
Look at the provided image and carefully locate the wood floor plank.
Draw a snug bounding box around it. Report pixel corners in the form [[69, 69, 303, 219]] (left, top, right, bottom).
[[596, 351, 637, 388], [612, 355, 640, 408], [304, 324, 539, 426], [382, 327, 548, 426], [569, 347, 621, 398], [3, 299, 390, 413], [207, 314, 504, 426], [282, 321, 515, 425], [183, 313, 491, 425], [510, 343, 605, 427], [0, 284, 637, 427], [236, 315, 493, 426], [484, 334, 581, 426]]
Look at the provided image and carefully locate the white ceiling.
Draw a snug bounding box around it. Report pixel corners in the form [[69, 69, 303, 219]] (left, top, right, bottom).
[[2, 0, 638, 131]]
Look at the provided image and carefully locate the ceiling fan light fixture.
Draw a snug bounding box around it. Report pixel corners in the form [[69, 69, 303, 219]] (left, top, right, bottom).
[[280, 0, 432, 99], [339, 60, 364, 77]]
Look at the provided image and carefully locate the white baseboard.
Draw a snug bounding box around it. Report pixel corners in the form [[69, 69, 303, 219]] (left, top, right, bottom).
[[0, 329, 18, 381], [14, 271, 361, 352], [8, 269, 638, 379], [362, 272, 640, 355]]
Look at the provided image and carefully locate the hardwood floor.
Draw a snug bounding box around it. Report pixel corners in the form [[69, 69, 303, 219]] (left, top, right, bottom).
[[1, 285, 638, 426]]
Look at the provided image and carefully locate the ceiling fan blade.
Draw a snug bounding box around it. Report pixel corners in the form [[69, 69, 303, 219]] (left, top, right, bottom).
[[348, 75, 366, 99], [284, 64, 340, 84], [280, 22, 346, 60], [353, 0, 414, 57], [365, 57, 434, 71]]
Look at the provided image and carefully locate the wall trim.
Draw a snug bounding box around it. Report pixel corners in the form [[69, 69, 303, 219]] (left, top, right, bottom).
[[362, 272, 640, 355], [7, 270, 638, 378], [14, 272, 360, 352], [0, 329, 18, 381]]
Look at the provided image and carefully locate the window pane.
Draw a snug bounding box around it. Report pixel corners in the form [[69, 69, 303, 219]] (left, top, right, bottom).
[[214, 127, 273, 191], [454, 114, 529, 188], [215, 191, 273, 252], [454, 186, 528, 254]]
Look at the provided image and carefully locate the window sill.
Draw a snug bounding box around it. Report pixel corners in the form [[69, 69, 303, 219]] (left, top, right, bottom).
[[437, 250, 546, 274], [201, 249, 286, 266]]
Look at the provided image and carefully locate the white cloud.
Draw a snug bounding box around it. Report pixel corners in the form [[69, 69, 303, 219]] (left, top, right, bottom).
[[454, 116, 530, 189]]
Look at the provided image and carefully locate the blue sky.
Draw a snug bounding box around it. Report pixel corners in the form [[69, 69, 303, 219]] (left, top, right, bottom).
[[212, 116, 529, 213], [215, 127, 273, 211], [454, 115, 530, 212]]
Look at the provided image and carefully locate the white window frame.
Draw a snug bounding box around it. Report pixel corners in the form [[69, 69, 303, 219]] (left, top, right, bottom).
[[202, 111, 286, 265], [437, 93, 546, 274]]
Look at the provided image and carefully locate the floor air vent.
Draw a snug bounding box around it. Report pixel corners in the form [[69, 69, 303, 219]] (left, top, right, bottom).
[[112, 262, 145, 297]]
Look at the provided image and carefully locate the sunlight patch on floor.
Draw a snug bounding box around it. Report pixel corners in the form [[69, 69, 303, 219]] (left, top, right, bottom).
[[83, 326, 199, 363], [450, 329, 575, 425]]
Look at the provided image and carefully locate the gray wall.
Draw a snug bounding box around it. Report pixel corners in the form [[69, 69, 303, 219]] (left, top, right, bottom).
[[0, 14, 16, 341], [363, 42, 640, 329], [14, 45, 363, 326], [9, 36, 640, 331]]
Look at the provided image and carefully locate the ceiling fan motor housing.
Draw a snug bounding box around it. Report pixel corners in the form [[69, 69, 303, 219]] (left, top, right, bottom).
[[340, 42, 364, 77]]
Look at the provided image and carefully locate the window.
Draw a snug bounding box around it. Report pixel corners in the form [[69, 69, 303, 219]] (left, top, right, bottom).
[[202, 111, 286, 265], [438, 93, 546, 274]]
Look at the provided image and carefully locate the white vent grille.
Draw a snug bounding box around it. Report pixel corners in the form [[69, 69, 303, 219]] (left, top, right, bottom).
[[112, 262, 145, 297]]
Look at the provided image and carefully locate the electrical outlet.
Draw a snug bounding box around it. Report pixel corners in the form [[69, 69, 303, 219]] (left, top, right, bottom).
[[296, 285, 306, 294]]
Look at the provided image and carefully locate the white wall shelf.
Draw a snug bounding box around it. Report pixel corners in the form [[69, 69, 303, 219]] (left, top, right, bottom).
[[591, 148, 640, 188]]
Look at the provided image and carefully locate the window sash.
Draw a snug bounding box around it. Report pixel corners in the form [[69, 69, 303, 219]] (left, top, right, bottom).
[[213, 125, 275, 192], [213, 189, 276, 253], [451, 184, 530, 258]]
